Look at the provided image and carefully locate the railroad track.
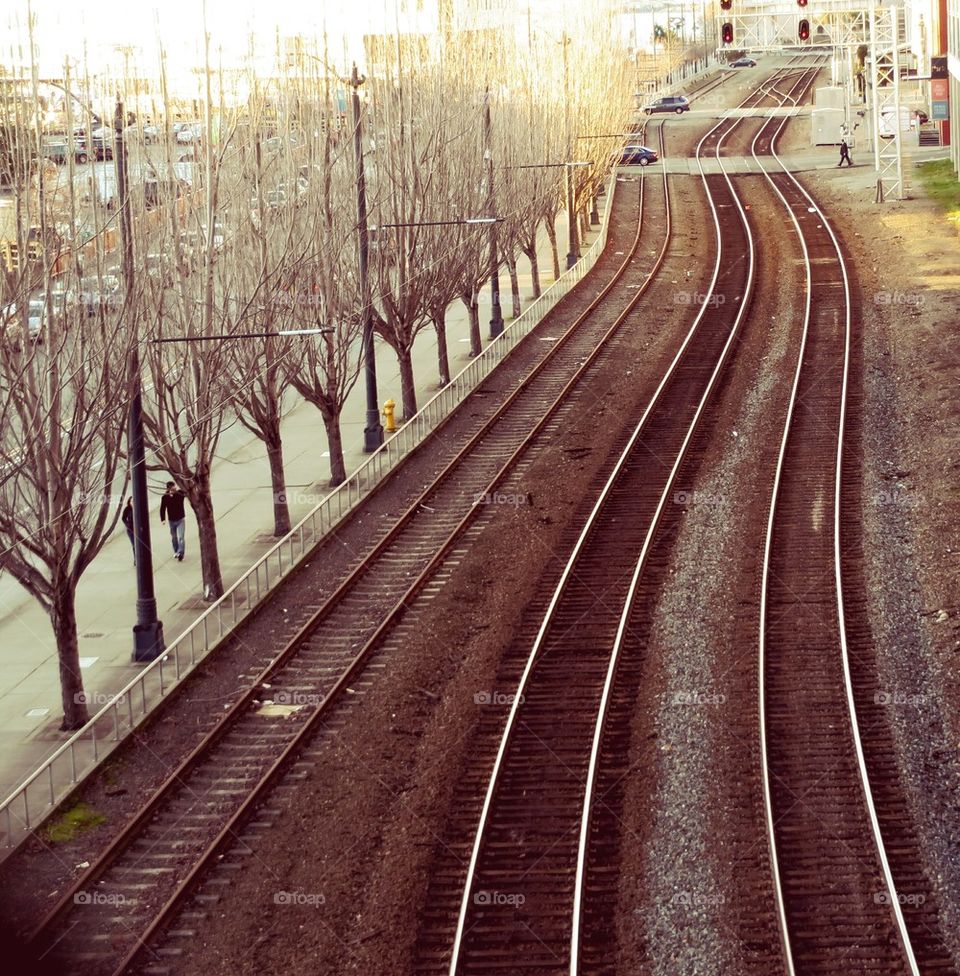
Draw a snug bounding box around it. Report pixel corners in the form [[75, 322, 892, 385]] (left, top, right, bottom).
[[409, 68, 815, 976], [26, 122, 676, 976], [751, 64, 959, 976]]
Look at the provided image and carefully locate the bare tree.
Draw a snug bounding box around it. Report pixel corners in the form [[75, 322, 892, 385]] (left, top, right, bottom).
[[137, 47, 244, 600], [0, 56, 133, 727]]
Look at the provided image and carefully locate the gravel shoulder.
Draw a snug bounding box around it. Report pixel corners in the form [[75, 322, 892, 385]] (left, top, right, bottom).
[[802, 163, 960, 964], [134, 164, 715, 976]]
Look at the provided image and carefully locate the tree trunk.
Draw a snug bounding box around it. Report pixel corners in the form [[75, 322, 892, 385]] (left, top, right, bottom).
[[521, 240, 541, 298], [461, 291, 481, 358], [397, 344, 417, 419], [544, 218, 560, 280], [432, 310, 451, 386], [506, 253, 522, 318], [52, 584, 88, 730], [323, 409, 347, 487], [192, 490, 224, 600], [265, 434, 291, 536]]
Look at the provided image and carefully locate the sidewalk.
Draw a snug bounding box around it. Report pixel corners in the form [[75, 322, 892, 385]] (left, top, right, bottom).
[[0, 207, 597, 800]]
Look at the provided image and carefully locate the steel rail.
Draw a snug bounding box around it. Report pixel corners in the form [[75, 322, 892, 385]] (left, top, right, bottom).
[[108, 128, 668, 976], [567, 65, 812, 974], [752, 63, 921, 976], [446, 64, 796, 976], [30, 123, 675, 976], [27, 164, 636, 956], [750, 62, 826, 976]]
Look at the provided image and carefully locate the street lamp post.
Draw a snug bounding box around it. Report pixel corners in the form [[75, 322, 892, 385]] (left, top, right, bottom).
[[115, 97, 164, 662], [565, 163, 579, 269], [560, 34, 579, 271], [483, 88, 504, 339], [346, 63, 384, 453]]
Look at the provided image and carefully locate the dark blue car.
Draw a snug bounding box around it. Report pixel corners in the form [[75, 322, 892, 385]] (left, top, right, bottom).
[[619, 145, 659, 167]]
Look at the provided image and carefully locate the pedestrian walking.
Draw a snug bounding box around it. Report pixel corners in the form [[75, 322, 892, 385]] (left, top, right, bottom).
[[838, 137, 853, 167], [159, 481, 187, 561], [121, 497, 135, 562]]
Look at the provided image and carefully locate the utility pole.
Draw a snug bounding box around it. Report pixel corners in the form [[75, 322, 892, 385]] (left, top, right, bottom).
[[347, 63, 384, 452], [483, 87, 504, 339], [115, 97, 164, 662], [561, 33, 578, 270]]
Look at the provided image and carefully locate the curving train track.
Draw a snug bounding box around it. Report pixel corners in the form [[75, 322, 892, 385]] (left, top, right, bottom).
[[22, 61, 952, 976], [411, 66, 804, 976], [24, 115, 680, 976], [751, 63, 958, 976]]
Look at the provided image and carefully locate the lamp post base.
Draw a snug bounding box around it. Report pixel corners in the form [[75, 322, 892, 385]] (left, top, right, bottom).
[[489, 313, 504, 339], [566, 251, 578, 270], [364, 415, 385, 453], [132, 621, 165, 663]]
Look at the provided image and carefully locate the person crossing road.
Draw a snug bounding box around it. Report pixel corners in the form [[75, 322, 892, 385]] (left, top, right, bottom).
[[838, 137, 853, 167]]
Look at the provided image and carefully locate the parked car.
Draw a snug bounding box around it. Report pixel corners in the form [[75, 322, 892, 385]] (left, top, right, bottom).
[[145, 252, 174, 286], [202, 222, 226, 251], [619, 144, 660, 166], [25, 293, 68, 341], [176, 123, 204, 144], [730, 57, 757, 68], [76, 274, 121, 316], [88, 127, 114, 160], [124, 122, 160, 143], [276, 180, 307, 206], [1, 302, 22, 346], [178, 222, 226, 265], [41, 137, 89, 164], [144, 178, 189, 210], [265, 188, 287, 210], [643, 94, 690, 115]]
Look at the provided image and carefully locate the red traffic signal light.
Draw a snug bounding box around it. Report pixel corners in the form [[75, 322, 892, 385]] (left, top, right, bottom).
[[720, 0, 732, 9], [722, 22, 734, 44], [797, 0, 808, 6], [798, 18, 810, 39]]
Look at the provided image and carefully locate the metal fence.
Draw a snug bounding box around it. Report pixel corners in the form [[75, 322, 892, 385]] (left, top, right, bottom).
[[0, 175, 617, 854]]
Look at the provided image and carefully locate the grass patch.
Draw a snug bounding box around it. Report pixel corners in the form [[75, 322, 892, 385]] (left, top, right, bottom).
[[916, 159, 960, 222], [40, 801, 107, 843]]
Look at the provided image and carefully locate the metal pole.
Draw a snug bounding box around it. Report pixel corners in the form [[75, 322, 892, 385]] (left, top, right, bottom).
[[349, 64, 384, 452], [869, 2, 882, 174], [562, 36, 578, 270], [116, 97, 164, 662], [890, 4, 904, 200], [484, 88, 504, 339], [565, 163, 578, 270]]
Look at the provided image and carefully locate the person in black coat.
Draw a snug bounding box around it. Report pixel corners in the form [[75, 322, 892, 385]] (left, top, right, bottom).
[[121, 497, 135, 561], [159, 482, 187, 561]]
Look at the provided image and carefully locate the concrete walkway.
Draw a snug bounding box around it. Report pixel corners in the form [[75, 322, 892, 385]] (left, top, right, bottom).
[[653, 143, 948, 175], [0, 208, 596, 801]]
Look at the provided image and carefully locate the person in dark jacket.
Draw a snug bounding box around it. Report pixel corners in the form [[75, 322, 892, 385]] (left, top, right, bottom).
[[838, 137, 853, 167], [121, 497, 135, 561], [159, 481, 187, 561]]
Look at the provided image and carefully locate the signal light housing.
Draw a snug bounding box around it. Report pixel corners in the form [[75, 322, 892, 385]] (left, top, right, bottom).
[[722, 22, 734, 44], [797, 0, 808, 6], [798, 18, 810, 40], [720, 0, 732, 9]]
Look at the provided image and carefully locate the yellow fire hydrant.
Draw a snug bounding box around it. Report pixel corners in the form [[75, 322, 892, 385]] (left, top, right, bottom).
[[382, 398, 397, 434]]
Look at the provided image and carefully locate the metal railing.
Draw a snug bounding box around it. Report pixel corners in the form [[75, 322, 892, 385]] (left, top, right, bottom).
[[0, 174, 617, 854]]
